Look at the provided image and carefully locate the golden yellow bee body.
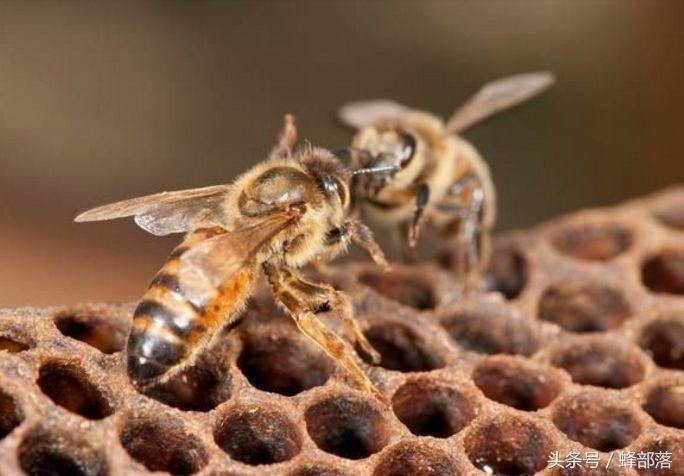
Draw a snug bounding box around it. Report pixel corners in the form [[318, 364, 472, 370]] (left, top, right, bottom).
[[339, 72, 553, 288], [76, 116, 388, 401]]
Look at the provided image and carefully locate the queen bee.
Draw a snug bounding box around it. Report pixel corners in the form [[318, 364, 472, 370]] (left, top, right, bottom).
[[76, 116, 388, 401]]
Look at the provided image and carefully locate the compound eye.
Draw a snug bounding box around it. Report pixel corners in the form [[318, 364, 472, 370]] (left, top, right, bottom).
[[334, 177, 348, 206], [398, 132, 416, 167], [323, 175, 347, 206]]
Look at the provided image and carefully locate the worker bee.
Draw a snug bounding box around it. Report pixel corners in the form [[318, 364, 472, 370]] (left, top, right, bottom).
[[338, 72, 554, 291], [75, 115, 388, 401]]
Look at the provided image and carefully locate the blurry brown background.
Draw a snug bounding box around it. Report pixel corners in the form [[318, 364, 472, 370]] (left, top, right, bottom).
[[1, 1, 682, 307]]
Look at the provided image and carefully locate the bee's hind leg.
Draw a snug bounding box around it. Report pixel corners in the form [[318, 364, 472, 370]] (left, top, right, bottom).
[[263, 264, 386, 403], [445, 184, 488, 296], [462, 185, 491, 293]]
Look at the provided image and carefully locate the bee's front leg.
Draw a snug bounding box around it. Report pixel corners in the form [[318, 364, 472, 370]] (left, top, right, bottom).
[[345, 221, 389, 270], [408, 182, 431, 248], [263, 264, 386, 404], [318, 221, 388, 271]]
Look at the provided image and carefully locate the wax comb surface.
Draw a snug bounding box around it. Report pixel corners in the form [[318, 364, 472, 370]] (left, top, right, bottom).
[[1, 188, 683, 475]]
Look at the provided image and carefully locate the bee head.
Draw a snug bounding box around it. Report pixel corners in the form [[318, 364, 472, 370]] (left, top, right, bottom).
[[346, 125, 421, 196], [300, 147, 351, 212]]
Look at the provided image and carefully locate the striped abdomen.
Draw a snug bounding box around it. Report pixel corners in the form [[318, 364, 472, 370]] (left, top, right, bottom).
[[127, 227, 255, 386]]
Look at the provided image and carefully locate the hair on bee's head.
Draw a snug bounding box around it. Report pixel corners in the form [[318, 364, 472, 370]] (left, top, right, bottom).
[[299, 147, 352, 208]]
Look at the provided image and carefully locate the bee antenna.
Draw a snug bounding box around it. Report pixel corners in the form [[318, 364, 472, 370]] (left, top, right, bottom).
[[351, 164, 400, 176]]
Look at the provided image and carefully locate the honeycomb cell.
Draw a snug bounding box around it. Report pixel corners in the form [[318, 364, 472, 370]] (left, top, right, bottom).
[[214, 404, 301, 465], [635, 435, 684, 476], [145, 367, 232, 413], [7, 189, 684, 475], [550, 224, 632, 261], [442, 308, 538, 356], [305, 396, 389, 460], [639, 315, 684, 369], [643, 381, 684, 429], [0, 388, 23, 439], [120, 416, 208, 475], [392, 377, 475, 438], [552, 392, 642, 451], [288, 466, 349, 476], [464, 416, 553, 475], [473, 357, 562, 411], [138, 335, 232, 411], [360, 269, 436, 310], [0, 334, 31, 353], [53, 309, 126, 354], [538, 282, 630, 333], [550, 338, 645, 389], [360, 323, 444, 372], [19, 427, 107, 476], [37, 361, 113, 420], [484, 244, 527, 300], [238, 332, 332, 396], [642, 250, 684, 294], [374, 442, 461, 476]]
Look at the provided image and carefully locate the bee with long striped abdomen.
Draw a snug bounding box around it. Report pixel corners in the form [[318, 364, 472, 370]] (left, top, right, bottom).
[[338, 72, 554, 292], [75, 115, 388, 401]]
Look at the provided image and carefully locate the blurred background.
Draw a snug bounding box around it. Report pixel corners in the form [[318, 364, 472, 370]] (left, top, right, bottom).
[[1, 1, 683, 307]]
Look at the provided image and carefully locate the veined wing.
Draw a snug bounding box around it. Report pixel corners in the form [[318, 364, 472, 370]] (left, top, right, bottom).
[[74, 184, 230, 236], [445, 72, 555, 134], [178, 211, 301, 305], [338, 99, 411, 129]]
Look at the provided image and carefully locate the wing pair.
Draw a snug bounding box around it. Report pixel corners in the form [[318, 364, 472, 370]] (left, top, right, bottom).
[[75, 184, 230, 236], [75, 185, 301, 305], [338, 71, 555, 133]]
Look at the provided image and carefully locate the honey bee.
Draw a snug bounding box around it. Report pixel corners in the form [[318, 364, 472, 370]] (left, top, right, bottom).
[[338, 72, 554, 291], [75, 115, 388, 401]]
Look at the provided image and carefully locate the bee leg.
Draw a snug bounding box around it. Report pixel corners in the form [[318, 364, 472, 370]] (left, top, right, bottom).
[[323, 220, 389, 270], [313, 221, 387, 278], [440, 173, 490, 295], [398, 222, 417, 263], [264, 264, 386, 403], [457, 185, 487, 296], [273, 265, 381, 364], [346, 221, 389, 270], [311, 225, 352, 277], [269, 114, 298, 159], [327, 290, 382, 364], [408, 183, 430, 248]]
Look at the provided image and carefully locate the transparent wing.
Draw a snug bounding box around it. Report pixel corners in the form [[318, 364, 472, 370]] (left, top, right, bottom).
[[74, 184, 230, 236], [444, 72, 555, 134], [179, 213, 300, 305], [337, 99, 411, 129]]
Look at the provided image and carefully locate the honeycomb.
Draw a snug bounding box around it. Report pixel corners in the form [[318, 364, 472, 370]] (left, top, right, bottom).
[[1, 187, 683, 476]]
